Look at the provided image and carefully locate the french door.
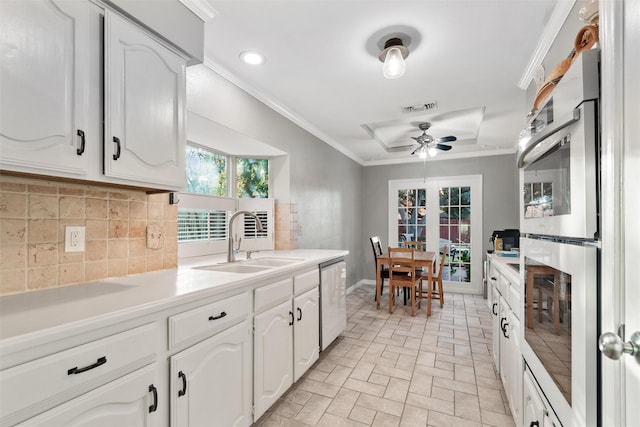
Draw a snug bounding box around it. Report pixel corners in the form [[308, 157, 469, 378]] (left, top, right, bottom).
[[388, 175, 483, 294]]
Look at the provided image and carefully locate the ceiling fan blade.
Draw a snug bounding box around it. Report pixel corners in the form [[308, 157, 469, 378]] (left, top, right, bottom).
[[436, 143, 452, 151], [436, 135, 457, 143]]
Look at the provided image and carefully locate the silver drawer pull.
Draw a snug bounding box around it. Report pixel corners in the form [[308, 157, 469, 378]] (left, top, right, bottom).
[[208, 311, 227, 321], [67, 356, 107, 375]]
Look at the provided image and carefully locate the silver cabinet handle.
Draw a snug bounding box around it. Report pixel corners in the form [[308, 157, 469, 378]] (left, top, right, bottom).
[[598, 331, 640, 360]]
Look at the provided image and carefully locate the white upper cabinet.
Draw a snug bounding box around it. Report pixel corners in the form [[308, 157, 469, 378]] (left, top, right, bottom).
[[104, 10, 186, 191], [0, 0, 93, 176], [0, 1, 188, 192]]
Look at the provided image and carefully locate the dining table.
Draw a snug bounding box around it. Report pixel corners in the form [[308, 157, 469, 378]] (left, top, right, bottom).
[[376, 250, 438, 316]]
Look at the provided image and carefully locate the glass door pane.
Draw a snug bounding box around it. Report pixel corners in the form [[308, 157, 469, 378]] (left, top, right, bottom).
[[439, 185, 472, 283], [396, 187, 427, 247]]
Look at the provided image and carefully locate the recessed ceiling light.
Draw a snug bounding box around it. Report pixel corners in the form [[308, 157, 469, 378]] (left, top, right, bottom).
[[240, 51, 265, 65]]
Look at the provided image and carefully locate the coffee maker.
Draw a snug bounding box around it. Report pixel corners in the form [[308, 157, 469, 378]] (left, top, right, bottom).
[[490, 229, 520, 252]]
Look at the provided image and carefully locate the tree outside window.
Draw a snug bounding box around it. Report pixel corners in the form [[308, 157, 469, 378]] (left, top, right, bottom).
[[185, 144, 227, 196], [237, 158, 268, 198]]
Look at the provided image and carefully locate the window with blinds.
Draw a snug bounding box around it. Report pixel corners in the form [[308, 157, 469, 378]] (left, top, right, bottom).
[[177, 209, 229, 242], [243, 211, 269, 239]]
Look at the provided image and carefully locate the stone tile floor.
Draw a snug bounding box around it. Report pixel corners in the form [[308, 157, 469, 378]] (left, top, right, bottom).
[[254, 284, 516, 427]]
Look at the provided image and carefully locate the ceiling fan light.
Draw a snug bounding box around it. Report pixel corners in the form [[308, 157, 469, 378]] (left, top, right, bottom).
[[428, 146, 438, 157], [382, 47, 406, 79], [418, 146, 427, 159]]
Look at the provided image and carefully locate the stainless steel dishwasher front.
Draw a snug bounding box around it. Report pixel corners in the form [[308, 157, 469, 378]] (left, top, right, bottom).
[[319, 258, 347, 351]]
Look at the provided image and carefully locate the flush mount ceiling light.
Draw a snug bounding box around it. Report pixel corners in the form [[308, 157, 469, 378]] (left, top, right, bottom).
[[239, 50, 265, 65], [378, 37, 409, 79]]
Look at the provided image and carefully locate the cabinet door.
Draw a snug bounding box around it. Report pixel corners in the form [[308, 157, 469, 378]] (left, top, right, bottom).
[[523, 370, 546, 427], [104, 10, 185, 190], [253, 300, 293, 420], [498, 295, 509, 386], [507, 309, 522, 427], [0, 0, 91, 176], [16, 364, 159, 427], [491, 284, 501, 371], [170, 320, 252, 427], [293, 287, 319, 382]]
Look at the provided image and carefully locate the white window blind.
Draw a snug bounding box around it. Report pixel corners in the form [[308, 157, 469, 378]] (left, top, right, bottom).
[[177, 194, 274, 259]]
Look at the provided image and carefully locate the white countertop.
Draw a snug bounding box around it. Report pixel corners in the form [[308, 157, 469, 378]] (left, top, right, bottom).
[[0, 249, 347, 348], [489, 251, 520, 284]]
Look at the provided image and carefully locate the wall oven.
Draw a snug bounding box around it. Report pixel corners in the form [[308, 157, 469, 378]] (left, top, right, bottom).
[[518, 49, 599, 240], [518, 48, 600, 427]]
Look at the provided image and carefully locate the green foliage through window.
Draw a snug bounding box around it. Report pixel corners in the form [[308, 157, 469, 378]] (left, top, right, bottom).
[[185, 144, 227, 196], [237, 158, 268, 198]]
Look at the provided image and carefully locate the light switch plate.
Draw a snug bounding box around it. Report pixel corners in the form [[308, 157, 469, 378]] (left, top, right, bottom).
[[65, 226, 85, 252]]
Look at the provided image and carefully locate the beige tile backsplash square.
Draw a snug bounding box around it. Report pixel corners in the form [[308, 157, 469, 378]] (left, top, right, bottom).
[[0, 175, 178, 295]]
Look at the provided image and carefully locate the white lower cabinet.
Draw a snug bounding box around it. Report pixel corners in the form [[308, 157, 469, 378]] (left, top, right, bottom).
[[170, 320, 252, 427], [506, 308, 522, 426], [16, 364, 160, 427], [523, 368, 561, 427], [487, 255, 522, 427], [253, 299, 294, 419], [253, 269, 320, 421], [293, 288, 319, 382], [0, 264, 329, 427]]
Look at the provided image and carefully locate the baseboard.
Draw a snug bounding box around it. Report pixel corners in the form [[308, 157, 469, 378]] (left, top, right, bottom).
[[346, 280, 375, 294]]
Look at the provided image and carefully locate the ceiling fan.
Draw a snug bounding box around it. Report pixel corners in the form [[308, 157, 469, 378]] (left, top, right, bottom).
[[409, 122, 457, 158]]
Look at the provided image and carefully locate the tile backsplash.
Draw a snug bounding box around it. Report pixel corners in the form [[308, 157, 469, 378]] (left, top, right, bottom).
[[0, 175, 177, 295]]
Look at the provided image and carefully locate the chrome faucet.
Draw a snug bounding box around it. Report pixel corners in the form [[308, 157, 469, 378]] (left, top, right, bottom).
[[227, 210, 264, 262]]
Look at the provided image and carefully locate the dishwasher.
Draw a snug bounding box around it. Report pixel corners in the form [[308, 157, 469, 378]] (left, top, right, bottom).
[[319, 258, 347, 351]]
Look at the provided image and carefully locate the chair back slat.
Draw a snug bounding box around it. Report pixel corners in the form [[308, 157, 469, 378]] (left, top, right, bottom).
[[438, 245, 449, 276], [370, 236, 384, 258], [388, 247, 416, 275], [403, 240, 425, 251]]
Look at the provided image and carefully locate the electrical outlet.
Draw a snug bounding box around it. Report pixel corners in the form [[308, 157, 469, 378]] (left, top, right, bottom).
[[65, 226, 85, 252]]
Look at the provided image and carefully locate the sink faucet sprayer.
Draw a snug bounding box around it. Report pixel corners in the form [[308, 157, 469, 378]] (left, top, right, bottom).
[[227, 210, 264, 262]]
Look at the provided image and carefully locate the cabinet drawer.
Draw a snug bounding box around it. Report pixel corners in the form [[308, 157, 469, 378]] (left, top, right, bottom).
[[0, 323, 157, 424], [294, 269, 319, 295], [254, 278, 292, 313], [168, 291, 250, 350]]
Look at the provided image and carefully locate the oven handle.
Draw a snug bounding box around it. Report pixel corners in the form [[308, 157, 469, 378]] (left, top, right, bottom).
[[517, 107, 580, 168]]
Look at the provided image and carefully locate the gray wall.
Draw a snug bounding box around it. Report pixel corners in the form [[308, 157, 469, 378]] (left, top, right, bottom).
[[186, 65, 364, 288], [361, 154, 519, 281]]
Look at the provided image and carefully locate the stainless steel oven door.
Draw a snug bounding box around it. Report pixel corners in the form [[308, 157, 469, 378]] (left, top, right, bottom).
[[518, 101, 598, 239], [521, 237, 597, 426]]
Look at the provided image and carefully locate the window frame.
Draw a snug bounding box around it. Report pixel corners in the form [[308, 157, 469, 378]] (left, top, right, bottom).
[[178, 142, 274, 259]]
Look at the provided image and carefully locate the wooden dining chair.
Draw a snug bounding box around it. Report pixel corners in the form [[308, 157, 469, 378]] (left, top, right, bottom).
[[403, 240, 425, 251], [388, 247, 423, 316], [418, 245, 448, 313], [369, 236, 389, 301]]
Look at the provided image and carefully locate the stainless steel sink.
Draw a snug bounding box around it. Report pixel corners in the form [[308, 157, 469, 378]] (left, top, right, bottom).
[[243, 257, 302, 267], [193, 263, 273, 274]]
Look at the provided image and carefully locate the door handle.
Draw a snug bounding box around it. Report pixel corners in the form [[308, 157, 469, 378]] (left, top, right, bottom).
[[112, 136, 121, 160], [178, 371, 187, 396], [289, 311, 294, 326], [297, 307, 302, 321], [148, 384, 158, 413], [599, 331, 640, 360], [76, 129, 85, 155], [492, 303, 498, 316]]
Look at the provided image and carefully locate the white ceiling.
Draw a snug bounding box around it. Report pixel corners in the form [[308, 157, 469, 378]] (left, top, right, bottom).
[[197, 0, 561, 166]]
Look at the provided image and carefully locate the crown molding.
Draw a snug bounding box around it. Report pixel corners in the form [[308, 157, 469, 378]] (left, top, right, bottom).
[[518, 0, 576, 90], [178, 0, 217, 22]]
